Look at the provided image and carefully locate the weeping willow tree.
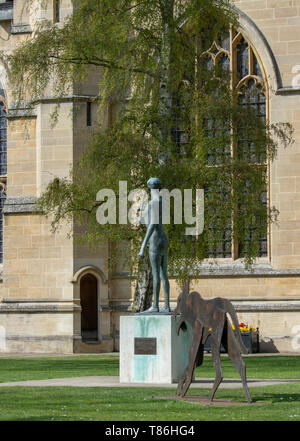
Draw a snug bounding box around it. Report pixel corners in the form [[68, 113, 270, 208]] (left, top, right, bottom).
[[1, 0, 293, 309]]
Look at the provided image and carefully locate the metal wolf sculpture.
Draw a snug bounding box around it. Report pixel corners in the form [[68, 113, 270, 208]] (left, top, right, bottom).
[[173, 281, 252, 403]]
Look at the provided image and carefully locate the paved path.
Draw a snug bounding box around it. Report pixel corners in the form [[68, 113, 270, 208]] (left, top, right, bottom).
[[0, 352, 299, 358], [0, 376, 299, 388]]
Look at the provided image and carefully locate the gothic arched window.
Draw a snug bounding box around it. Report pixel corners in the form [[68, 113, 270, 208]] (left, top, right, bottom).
[[0, 86, 7, 264], [0, 101, 7, 176], [0, 185, 5, 264], [54, 0, 60, 23], [171, 28, 268, 260], [201, 29, 268, 260]]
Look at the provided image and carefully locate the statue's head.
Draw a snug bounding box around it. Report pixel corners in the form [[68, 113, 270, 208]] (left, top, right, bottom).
[[147, 177, 162, 190]]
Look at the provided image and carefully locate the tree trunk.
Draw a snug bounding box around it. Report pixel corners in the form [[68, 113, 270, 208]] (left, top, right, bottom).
[[132, 254, 153, 312], [132, 1, 174, 312]]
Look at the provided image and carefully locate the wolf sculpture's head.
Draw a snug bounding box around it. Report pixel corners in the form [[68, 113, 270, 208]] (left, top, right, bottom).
[[173, 280, 196, 336], [173, 278, 190, 318]]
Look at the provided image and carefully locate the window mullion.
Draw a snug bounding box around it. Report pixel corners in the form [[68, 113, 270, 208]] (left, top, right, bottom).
[[230, 26, 239, 260]]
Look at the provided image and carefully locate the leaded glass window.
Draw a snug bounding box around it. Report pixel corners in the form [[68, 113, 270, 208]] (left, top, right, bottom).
[[238, 189, 267, 258], [0, 101, 7, 176], [0, 87, 7, 265], [172, 28, 268, 259], [0, 186, 6, 264], [202, 30, 268, 258], [54, 0, 60, 23], [237, 80, 266, 164]]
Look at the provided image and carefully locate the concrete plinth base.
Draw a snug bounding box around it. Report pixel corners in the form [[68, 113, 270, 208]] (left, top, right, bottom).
[[120, 314, 193, 384]]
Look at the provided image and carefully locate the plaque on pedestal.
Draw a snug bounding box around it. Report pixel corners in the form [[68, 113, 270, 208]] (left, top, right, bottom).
[[119, 314, 193, 383]]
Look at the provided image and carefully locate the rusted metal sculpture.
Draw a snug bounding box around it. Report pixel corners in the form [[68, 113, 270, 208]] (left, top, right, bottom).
[[173, 280, 252, 403]]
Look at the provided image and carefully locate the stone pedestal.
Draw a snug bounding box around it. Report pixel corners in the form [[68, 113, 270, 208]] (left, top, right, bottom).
[[119, 314, 193, 383]]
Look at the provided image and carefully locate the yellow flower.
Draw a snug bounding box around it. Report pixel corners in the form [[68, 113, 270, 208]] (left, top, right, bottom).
[[215, 323, 256, 333]]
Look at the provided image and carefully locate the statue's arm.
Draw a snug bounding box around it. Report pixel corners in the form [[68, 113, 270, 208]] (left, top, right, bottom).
[[138, 222, 155, 258], [139, 202, 157, 258]]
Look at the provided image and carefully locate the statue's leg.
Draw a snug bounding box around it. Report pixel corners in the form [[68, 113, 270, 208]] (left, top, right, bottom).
[[227, 323, 252, 403], [149, 252, 161, 311], [177, 319, 203, 397], [159, 254, 170, 313]]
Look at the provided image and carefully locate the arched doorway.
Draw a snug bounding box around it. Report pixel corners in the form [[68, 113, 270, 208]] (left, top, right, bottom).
[[80, 274, 98, 341]]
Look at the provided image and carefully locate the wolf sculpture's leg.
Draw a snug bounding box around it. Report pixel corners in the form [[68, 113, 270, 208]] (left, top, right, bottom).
[[209, 310, 225, 402], [227, 323, 252, 403], [177, 319, 203, 397]]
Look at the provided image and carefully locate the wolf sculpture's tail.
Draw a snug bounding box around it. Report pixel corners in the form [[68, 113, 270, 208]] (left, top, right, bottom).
[[225, 301, 249, 354]]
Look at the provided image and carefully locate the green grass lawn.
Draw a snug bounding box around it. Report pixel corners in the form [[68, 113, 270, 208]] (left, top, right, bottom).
[[0, 355, 119, 383], [0, 354, 299, 383], [0, 355, 299, 420], [0, 383, 300, 421], [196, 355, 300, 379]]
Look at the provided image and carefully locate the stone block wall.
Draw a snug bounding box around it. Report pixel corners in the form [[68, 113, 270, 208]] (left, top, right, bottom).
[[1, 0, 300, 354]]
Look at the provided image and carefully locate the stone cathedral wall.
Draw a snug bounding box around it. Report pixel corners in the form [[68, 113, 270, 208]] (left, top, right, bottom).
[[0, 0, 300, 353]]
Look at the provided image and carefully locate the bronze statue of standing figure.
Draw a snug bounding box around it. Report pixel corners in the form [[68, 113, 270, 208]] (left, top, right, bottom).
[[138, 178, 170, 314]]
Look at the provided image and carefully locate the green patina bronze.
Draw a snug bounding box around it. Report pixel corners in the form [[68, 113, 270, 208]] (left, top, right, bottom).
[[138, 178, 170, 314]]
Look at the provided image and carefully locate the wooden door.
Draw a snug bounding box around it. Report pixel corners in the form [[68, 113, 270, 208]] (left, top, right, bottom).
[[80, 274, 98, 340]]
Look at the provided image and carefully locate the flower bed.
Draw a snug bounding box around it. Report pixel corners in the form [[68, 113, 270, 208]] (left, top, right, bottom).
[[204, 323, 259, 353]]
